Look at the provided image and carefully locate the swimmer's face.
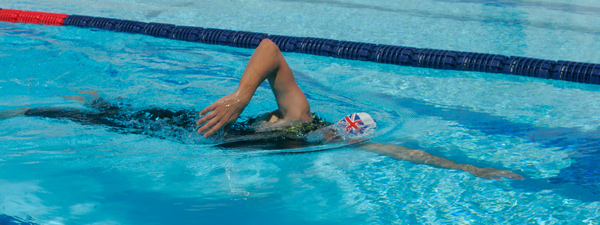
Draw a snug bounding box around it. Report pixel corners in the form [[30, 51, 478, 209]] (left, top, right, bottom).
[[321, 128, 343, 142]]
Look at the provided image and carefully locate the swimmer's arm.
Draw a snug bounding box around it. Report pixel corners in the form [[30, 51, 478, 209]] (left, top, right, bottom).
[[237, 39, 310, 122], [359, 143, 524, 180], [197, 39, 310, 137]]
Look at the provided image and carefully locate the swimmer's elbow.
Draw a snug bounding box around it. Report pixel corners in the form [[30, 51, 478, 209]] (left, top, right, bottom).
[[258, 38, 283, 55]]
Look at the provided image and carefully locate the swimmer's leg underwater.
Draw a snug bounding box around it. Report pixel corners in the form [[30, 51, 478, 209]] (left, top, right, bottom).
[[1, 95, 199, 138]]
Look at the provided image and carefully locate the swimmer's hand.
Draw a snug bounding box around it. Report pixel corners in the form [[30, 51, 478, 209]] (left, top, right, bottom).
[[467, 167, 524, 181], [196, 92, 250, 137]]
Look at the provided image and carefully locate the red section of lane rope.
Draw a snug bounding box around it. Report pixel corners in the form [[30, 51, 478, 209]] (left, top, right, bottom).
[[0, 9, 68, 26]]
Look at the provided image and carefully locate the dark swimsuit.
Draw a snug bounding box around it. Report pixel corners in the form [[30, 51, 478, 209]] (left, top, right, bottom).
[[24, 99, 197, 141], [218, 113, 332, 149], [24, 99, 331, 149]]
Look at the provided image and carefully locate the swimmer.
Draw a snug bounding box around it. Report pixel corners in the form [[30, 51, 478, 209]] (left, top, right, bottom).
[[196, 39, 523, 180], [1, 39, 523, 180]]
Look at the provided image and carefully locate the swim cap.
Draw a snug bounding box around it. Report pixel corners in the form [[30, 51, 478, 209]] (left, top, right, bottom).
[[334, 112, 376, 138]]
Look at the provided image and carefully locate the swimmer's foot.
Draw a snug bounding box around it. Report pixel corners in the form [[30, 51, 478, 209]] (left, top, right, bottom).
[[79, 90, 100, 99], [63, 90, 101, 104], [63, 95, 86, 104], [0, 107, 30, 120]]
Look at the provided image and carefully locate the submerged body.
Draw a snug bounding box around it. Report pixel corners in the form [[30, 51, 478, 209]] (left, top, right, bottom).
[[14, 98, 331, 149], [3, 99, 523, 180]]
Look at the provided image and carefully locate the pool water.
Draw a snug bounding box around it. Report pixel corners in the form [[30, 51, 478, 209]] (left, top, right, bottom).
[[1, 0, 600, 224]]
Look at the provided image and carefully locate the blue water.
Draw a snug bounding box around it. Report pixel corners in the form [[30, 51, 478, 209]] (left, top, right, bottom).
[[1, 0, 600, 224]]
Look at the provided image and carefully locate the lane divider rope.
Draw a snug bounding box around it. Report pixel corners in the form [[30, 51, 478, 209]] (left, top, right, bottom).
[[1, 8, 599, 85]]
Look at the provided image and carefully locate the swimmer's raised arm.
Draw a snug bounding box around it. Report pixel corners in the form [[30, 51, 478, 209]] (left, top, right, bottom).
[[359, 143, 524, 180], [197, 39, 311, 137]]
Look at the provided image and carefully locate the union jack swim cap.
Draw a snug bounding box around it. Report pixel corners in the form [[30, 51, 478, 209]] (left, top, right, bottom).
[[335, 112, 376, 137]]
